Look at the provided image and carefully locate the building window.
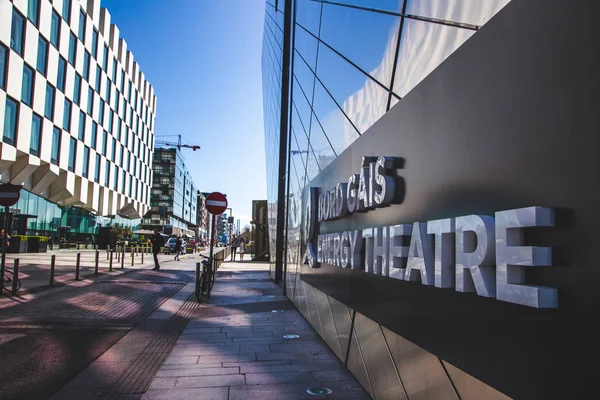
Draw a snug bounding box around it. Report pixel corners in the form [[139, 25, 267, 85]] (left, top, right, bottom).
[[105, 160, 110, 186], [73, 73, 81, 105], [36, 37, 48, 76], [95, 65, 101, 92], [68, 137, 76, 172], [0, 44, 7, 90], [78, 9, 85, 42], [63, 99, 72, 131], [68, 32, 76, 65], [51, 126, 61, 165], [11, 9, 25, 56], [111, 138, 116, 162], [108, 110, 114, 134], [103, 45, 108, 70], [83, 50, 90, 80], [95, 154, 100, 182], [21, 64, 35, 107], [121, 170, 126, 192], [116, 117, 121, 140], [57, 57, 66, 92], [87, 87, 94, 115], [115, 90, 120, 114], [62, 0, 71, 23], [78, 110, 85, 140], [127, 81, 132, 102], [91, 122, 97, 148], [45, 84, 55, 120], [105, 77, 111, 102], [120, 144, 124, 167], [99, 101, 105, 125], [30, 113, 42, 156], [3, 97, 19, 146], [102, 130, 107, 155], [114, 167, 119, 190], [82, 146, 89, 178], [112, 58, 117, 82], [50, 10, 60, 48], [28, 0, 40, 26], [120, 70, 125, 92], [92, 29, 98, 59]]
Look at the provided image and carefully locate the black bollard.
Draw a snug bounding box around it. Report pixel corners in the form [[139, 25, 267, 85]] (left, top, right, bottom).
[[12, 258, 19, 295], [94, 250, 99, 275], [109, 249, 113, 272], [75, 252, 81, 280], [49, 255, 56, 286]]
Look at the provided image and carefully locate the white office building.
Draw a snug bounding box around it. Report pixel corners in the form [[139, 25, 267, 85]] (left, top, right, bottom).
[[0, 0, 157, 239]]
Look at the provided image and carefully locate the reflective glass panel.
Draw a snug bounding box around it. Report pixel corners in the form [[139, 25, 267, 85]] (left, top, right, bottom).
[[30, 113, 42, 156], [62, 0, 71, 23], [0, 44, 6, 90], [51, 126, 61, 165], [63, 100, 72, 131], [78, 111, 85, 140], [95, 154, 100, 182], [45, 84, 55, 119], [405, 0, 511, 26], [78, 9, 86, 41], [87, 87, 94, 114], [92, 30, 98, 58], [68, 32, 76, 65], [392, 18, 474, 98], [319, 3, 399, 89], [37, 37, 48, 75], [22, 64, 35, 106], [91, 122, 97, 148], [74, 73, 81, 105], [82, 146, 89, 178], [68, 137, 76, 172], [83, 51, 90, 80], [296, 0, 322, 36], [11, 9, 25, 56], [28, 0, 39, 26], [50, 11, 60, 48], [3, 98, 18, 145], [57, 57, 66, 92]]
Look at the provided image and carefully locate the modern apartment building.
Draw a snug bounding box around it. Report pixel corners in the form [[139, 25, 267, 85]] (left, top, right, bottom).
[[142, 147, 197, 237], [261, 0, 600, 398], [0, 0, 157, 241]]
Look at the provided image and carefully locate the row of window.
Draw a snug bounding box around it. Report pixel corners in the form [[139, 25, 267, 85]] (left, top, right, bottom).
[[4, 94, 149, 203], [10, 5, 154, 126]]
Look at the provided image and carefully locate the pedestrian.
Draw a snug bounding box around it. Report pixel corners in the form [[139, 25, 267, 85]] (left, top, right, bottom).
[[230, 234, 238, 261], [0, 229, 10, 250], [174, 235, 182, 261], [239, 237, 246, 261], [150, 228, 165, 270]]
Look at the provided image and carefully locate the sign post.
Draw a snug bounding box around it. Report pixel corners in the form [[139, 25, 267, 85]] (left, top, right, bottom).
[[0, 184, 22, 286], [205, 192, 228, 297]]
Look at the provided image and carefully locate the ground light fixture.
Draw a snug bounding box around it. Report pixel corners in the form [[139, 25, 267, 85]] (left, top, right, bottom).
[[283, 334, 300, 339], [271, 310, 284, 313], [306, 387, 333, 396]]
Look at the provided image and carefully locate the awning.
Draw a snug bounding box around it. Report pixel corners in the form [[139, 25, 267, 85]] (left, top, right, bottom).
[[133, 229, 155, 235], [118, 203, 141, 219]]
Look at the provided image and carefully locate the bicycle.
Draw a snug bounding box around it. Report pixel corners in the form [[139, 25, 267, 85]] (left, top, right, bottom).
[[1, 269, 21, 293], [196, 254, 215, 301]]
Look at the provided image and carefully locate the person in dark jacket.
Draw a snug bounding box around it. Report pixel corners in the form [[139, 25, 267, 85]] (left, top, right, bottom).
[[230, 235, 239, 261], [174, 235, 182, 261], [151, 229, 164, 270]]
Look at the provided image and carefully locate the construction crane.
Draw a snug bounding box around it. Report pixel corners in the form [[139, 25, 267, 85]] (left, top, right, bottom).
[[155, 134, 201, 151]]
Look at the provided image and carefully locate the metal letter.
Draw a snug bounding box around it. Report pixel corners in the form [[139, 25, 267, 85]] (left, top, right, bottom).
[[334, 182, 348, 219], [346, 174, 359, 214], [387, 224, 412, 280], [427, 218, 456, 289], [373, 157, 396, 206], [340, 231, 350, 268], [358, 157, 377, 211], [455, 215, 496, 297], [495, 206, 557, 308], [362, 228, 374, 273], [405, 222, 434, 286], [373, 226, 388, 275], [333, 232, 342, 266], [348, 230, 363, 270]]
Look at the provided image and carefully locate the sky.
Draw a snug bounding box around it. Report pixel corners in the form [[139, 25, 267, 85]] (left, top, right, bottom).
[[100, 0, 268, 228]]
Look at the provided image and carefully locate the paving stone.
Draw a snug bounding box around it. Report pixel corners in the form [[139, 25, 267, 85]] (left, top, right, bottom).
[[197, 353, 256, 364], [156, 367, 239, 378], [175, 374, 245, 388], [141, 387, 229, 400], [148, 377, 177, 389], [222, 360, 291, 368], [256, 352, 311, 361], [246, 371, 314, 385], [163, 356, 199, 365], [240, 363, 321, 374], [169, 345, 240, 356], [311, 369, 357, 382], [238, 343, 270, 353], [160, 363, 222, 370]]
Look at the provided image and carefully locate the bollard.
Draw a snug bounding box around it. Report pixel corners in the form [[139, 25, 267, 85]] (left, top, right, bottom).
[[141, 248, 144, 263], [121, 246, 125, 269], [12, 258, 19, 295], [195, 262, 200, 300], [131, 247, 134, 266], [75, 252, 81, 280], [109, 249, 113, 272], [95, 245, 98, 251], [107, 245, 110, 260], [94, 250, 99, 275], [117, 245, 120, 262], [49, 255, 56, 286]]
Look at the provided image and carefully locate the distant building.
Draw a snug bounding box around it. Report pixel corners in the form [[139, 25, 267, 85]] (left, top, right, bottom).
[[142, 147, 196, 237]]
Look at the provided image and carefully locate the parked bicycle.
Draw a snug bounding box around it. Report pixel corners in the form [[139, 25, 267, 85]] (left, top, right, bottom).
[[196, 254, 215, 302]]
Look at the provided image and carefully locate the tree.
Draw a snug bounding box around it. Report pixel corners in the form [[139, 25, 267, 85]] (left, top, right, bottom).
[[240, 225, 252, 243]]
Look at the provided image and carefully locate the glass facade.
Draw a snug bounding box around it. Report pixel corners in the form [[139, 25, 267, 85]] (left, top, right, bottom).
[[11, 9, 25, 56], [0, 44, 6, 90], [30, 113, 41, 156], [262, 0, 511, 274], [21, 64, 34, 106], [50, 10, 60, 48], [3, 97, 18, 145]]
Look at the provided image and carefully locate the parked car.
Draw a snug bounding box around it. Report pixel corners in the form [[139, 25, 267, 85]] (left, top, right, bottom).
[[163, 237, 186, 255]]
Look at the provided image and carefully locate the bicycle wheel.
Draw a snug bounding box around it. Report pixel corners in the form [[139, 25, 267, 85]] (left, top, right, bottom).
[[2, 270, 20, 292]]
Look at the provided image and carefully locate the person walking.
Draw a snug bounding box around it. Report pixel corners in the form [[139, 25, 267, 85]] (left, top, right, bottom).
[[150, 228, 164, 270], [174, 235, 182, 261], [230, 235, 238, 261], [239, 237, 246, 261]]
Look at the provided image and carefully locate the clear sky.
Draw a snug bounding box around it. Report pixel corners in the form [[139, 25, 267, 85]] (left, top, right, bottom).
[[100, 0, 268, 228]]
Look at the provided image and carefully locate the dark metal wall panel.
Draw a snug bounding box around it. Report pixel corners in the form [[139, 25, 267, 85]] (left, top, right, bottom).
[[442, 361, 509, 400], [353, 313, 407, 400], [305, 282, 324, 337], [381, 326, 458, 400], [346, 327, 374, 398], [314, 288, 344, 360], [328, 295, 353, 362], [297, 0, 600, 397]]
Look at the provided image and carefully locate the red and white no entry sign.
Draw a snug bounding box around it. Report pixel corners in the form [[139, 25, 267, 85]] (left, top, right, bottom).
[[0, 184, 21, 207], [206, 192, 228, 215]]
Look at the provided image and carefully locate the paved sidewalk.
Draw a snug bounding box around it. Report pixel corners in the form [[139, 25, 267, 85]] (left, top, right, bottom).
[[53, 260, 368, 399]]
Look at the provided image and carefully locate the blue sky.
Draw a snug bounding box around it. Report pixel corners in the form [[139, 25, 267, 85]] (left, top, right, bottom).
[[100, 0, 268, 227]]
